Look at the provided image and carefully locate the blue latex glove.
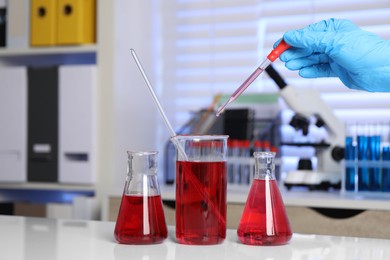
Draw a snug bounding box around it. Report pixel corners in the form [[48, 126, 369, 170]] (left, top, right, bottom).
[[278, 18, 390, 92]]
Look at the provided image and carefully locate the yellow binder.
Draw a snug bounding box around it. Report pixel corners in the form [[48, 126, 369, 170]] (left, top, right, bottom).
[[57, 0, 96, 45], [30, 0, 57, 46]]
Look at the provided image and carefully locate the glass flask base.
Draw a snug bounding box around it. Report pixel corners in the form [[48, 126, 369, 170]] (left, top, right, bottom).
[[237, 231, 292, 246], [237, 179, 292, 246], [114, 194, 167, 245]]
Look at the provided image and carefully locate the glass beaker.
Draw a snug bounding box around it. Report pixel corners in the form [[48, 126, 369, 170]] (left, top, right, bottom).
[[237, 151, 292, 246], [174, 135, 228, 245], [114, 151, 168, 244]]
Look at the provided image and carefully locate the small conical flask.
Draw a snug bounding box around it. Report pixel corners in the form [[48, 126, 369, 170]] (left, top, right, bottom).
[[114, 151, 168, 244], [237, 151, 292, 245]]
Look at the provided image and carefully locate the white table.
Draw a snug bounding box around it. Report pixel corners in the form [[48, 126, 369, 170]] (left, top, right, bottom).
[[1, 215, 389, 260]]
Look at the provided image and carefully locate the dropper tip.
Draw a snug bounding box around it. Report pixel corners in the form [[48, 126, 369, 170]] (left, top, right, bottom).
[[215, 107, 222, 117], [216, 101, 228, 117]]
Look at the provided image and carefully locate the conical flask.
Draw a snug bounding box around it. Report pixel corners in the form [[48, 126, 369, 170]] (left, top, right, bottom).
[[237, 151, 292, 245], [114, 151, 168, 244]]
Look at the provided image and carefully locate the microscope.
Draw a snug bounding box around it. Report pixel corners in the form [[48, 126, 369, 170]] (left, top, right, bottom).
[[265, 65, 345, 190]]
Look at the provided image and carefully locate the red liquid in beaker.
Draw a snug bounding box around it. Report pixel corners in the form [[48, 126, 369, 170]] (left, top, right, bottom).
[[237, 179, 292, 245], [114, 194, 168, 244], [176, 161, 227, 245]]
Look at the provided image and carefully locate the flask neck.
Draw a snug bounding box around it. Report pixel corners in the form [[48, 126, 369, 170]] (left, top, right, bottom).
[[127, 151, 158, 176], [254, 152, 276, 180], [125, 151, 160, 196]]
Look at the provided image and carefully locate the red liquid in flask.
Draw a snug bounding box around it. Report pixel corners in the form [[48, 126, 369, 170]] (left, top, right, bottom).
[[237, 179, 292, 245], [176, 161, 227, 245], [114, 194, 168, 244]]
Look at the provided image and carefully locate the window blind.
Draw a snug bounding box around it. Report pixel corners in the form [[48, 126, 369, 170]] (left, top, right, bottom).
[[160, 0, 390, 132]]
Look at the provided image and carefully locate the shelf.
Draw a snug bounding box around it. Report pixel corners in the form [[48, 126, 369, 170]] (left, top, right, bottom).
[[0, 183, 96, 204], [0, 45, 98, 57], [0, 45, 97, 66], [0, 182, 95, 192]]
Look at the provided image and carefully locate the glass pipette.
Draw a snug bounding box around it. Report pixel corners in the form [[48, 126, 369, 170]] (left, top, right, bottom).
[[216, 40, 290, 116], [130, 49, 188, 161]]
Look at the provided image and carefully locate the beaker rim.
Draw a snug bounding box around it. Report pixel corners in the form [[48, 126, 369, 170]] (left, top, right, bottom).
[[126, 151, 158, 156], [172, 135, 229, 141], [253, 151, 276, 158]]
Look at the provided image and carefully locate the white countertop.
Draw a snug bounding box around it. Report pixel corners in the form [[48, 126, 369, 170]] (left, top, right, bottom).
[[1, 215, 390, 260]]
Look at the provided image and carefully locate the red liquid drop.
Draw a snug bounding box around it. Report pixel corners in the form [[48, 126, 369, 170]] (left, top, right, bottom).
[[114, 194, 168, 244], [237, 179, 292, 245], [176, 161, 227, 245]]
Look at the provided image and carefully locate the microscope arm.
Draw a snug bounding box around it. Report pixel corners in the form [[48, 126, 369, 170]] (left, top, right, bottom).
[[265, 65, 345, 177], [265, 65, 344, 145]]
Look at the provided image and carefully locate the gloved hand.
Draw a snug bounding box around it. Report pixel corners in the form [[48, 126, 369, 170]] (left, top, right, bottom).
[[277, 18, 390, 92]]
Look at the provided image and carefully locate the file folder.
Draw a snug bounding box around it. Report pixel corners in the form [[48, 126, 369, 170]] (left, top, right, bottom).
[[0, 67, 27, 182], [57, 0, 96, 45], [0, 0, 5, 47], [59, 65, 96, 184], [0, 216, 24, 259], [25, 218, 56, 259], [46, 203, 72, 219], [6, 0, 30, 48], [27, 67, 58, 182], [30, 0, 56, 46]]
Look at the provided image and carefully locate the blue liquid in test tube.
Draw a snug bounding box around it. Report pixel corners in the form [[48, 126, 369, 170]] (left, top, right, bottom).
[[345, 136, 356, 191], [357, 135, 369, 191], [382, 147, 390, 192], [368, 135, 381, 191]]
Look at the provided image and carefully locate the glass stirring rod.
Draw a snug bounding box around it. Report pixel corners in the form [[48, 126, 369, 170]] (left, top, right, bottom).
[[216, 40, 290, 117]]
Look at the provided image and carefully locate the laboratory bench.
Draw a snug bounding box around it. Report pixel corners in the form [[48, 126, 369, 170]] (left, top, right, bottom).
[[1, 215, 389, 260], [104, 185, 390, 239]]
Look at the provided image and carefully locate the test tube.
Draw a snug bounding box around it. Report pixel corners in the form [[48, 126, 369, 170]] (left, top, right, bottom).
[[253, 140, 263, 152], [271, 146, 280, 181], [262, 140, 271, 152], [344, 136, 356, 191], [344, 124, 356, 191], [239, 140, 251, 185], [368, 126, 381, 191], [357, 125, 369, 191], [230, 140, 240, 184], [381, 123, 390, 192], [236, 140, 244, 184], [382, 146, 390, 192]]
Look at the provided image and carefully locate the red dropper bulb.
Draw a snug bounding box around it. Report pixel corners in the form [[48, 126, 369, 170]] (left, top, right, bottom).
[[267, 39, 290, 62]]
